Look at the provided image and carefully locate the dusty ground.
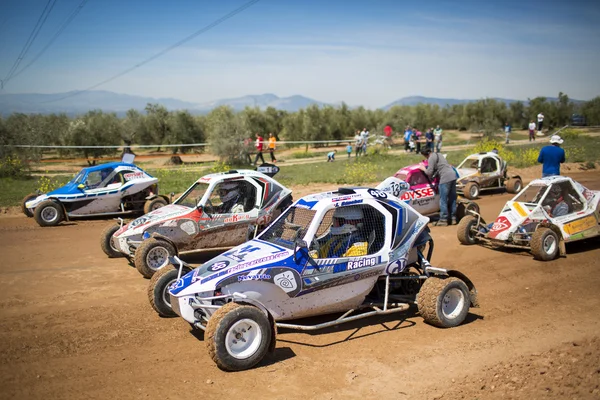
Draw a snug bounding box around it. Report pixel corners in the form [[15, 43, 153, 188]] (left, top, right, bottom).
[[1, 170, 600, 400]]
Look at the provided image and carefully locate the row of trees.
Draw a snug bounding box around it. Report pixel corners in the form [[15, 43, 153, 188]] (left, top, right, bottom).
[[1, 93, 599, 170]]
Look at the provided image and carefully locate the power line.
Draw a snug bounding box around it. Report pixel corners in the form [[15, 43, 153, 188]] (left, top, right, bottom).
[[40, 0, 261, 103], [1, 0, 58, 88], [6, 0, 90, 84]]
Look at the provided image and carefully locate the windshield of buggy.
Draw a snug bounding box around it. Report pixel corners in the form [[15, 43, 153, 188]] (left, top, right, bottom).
[[514, 184, 549, 204], [258, 206, 316, 249], [70, 171, 85, 184], [458, 156, 479, 170], [175, 182, 210, 208]]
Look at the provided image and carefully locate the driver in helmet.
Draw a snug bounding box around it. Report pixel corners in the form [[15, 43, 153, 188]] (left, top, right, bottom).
[[543, 184, 569, 217], [311, 206, 368, 258], [216, 182, 245, 214]]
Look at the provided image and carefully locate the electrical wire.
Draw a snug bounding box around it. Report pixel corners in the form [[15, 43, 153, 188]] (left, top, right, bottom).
[[1, 0, 58, 88], [6, 0, 90, 83], [40, 0, 261, 103]]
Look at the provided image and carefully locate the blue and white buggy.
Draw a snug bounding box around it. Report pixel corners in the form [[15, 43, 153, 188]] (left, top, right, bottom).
[[154, 187, 478, 371], [22, 162, 169, 227]]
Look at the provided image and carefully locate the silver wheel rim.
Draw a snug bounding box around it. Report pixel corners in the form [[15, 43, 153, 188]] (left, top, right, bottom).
[[442, 288, 466, 320], [543, 235, 557, 255], [225, 319, 262, 360], [151, 201, 164, 211], [162, 278, 177, 308], [470, 185, 478, 198], [146, 246, 170, 271], [515, 182, 522, 192], [41, 206, 58, 223]]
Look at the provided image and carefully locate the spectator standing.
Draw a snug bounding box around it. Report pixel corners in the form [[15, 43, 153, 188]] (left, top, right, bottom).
[[346, 142, 353, 158], [425, 128, 434, 151], [267, 132, 277, 162], [537, 135, 565, 177], [504, 122, 511, 144], [252, 133, 265, 165], [241, 137, 253, 164], [528, 120, 536, 142], [419, 149, 457, 226], [354, 130, 363, 157], [361, 128, 369, 154], [433, 125, 443, 153], [414, 129, 422, 153], [384, 125, 393, 147], [404, 127, 412, 153], [537, 112, 545, 135]]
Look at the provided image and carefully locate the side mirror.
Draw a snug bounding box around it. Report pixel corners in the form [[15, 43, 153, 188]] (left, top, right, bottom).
[[77, 184, 85, 190]]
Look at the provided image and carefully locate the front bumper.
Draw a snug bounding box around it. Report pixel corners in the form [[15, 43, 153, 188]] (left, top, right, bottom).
[[116, 237, 142, 257]]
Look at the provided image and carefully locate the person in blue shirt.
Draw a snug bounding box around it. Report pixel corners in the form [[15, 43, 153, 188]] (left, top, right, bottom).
[[504, 122, 511, 144], [404, 127, 412, 153], [537, 135, 565, 177], [327, 150, 337, 162]]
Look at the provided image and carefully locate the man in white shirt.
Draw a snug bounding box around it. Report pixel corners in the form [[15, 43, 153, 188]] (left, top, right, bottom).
[[528, 120, 536, 142], [537, 113, 544, 134]]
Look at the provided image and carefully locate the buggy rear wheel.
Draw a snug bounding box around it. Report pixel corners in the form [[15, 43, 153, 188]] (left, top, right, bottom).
[[206, 303, 272, 372], [456, 215, 478, 245], [463, 182, 479, 200], [417, 276, 470, 328], [456, 201, 479, 222], [21, 193, 38, 217], [135, 238, 176, 278], [33, 200, 64, 227], [530, 227, 560, 261], [148, 265, 191, 317], [100, 224, 124, 258], [143, 197, 168, 214], [506, 178, 523, 194]]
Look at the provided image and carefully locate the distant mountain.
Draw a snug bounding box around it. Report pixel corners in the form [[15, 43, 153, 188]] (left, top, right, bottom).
[[194, 93, 328, 112], [381, 96, 521, 109]]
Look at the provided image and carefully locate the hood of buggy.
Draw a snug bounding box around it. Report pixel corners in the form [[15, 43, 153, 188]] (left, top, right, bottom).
[[487, 201, 540, 240]]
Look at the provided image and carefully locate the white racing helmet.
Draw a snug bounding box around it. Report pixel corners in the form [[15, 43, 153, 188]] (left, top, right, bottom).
[[331, 206, 364, 235], [218, 182, 240, 203]]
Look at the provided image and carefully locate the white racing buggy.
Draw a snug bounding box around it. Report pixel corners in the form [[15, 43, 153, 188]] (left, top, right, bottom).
[[22, 162, 169, 227], [457, 176, 600, 261], [161, 187, 478, 371], [101, 165, 293, 278], [456, 152, 523, 200]]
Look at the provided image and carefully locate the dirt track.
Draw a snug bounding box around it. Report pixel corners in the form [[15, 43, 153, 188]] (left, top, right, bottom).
[[1, 170, 600, 400]]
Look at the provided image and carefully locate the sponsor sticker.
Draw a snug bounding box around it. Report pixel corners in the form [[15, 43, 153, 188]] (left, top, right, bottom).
[[207, 260, 231, 272], [512, 202, 528, 217], [224, 214, 250, 223], [180, 221, 197, 235], [400, 187, 435, 201], [563, 215, 597, 235], [238, 274, 271, 282], [367, 189, 388, 199], [274, 271, 297, 293], [124, 171, 145, 181], [490, 216, 511, 232], [347, 256, 379, 270]]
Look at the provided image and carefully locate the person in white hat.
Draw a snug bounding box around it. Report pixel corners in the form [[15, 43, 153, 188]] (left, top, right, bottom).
[[537, 135, 565, 177]]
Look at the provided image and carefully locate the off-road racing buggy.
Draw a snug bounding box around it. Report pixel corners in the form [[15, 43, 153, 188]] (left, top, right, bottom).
[[160, 187, 478, 371], [456, 176, 600, 261], [377, 162, 480, 222], [22, 162, 169, 227], [456, 152, 523, 200], [102, 165, 293, 279]]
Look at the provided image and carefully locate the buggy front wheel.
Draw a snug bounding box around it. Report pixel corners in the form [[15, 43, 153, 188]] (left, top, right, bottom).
[[456, 215, 478, 245], [100, 224, 124, 258], [143, 197, 168, 214], [134, 238, 176, 278], [21, 193, 38, 217], [33, 200, 64, 227], [417, 276, 470, 328], [206, 303, 272, 371], [530, 227, 560, 261], [148, 265, 192, 317]]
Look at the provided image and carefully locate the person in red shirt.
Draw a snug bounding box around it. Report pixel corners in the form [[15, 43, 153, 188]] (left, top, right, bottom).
[[383, 125, 393, 147], [252, 133, 265, 165]]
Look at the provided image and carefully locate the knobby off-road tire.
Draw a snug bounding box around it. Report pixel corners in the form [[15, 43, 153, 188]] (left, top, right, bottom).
[[206, 302, 272, 372], [505, 178, 523, 194], [100, 224, 124, 258], [530, 227, 560, 261], [148, 265, 192, 318], [456, 201, 479, 222], [456, 215, 478, 245], [134, 238, 176, 279], [417, 276, 470, 328], [33, 200, 64, 227], [21, 193, 38, 217], [143, 197, 168, 214], [463, 182, 480, 200]]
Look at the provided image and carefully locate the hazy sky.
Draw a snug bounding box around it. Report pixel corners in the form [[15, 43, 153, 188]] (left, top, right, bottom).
[[1, 0, 599, 108]]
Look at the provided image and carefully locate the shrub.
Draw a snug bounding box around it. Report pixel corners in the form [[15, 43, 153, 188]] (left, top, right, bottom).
[[559, 128, 580, 141], [338, 159, 380, 184], [208, 160, 232, 173], [0, 156, 29, 178], [37, 173, 62, 193], [565, 146, 586, 163]]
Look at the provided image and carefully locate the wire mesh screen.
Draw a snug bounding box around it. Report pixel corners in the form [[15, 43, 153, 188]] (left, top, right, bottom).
[[259, 207, 316, 249]]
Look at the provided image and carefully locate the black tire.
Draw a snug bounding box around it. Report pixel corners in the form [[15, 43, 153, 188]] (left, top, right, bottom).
[[530, 227, 560, 261], [463, 182, 479, 200], [417, 276, 470, 328], [206, 303, 272, 372], [456, 201, 479, 222], [134, 238, 176, 278], [21, 193, 38, 217], [33, 200, 64, 227], [100, 224, 124, 258], [148, 265, 192, 317], [456, 215, 478, 245], [505, 178, 523, 194], [143, 197, 168, 214]]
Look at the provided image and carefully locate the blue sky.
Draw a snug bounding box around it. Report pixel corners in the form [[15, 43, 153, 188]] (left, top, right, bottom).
[[1, 0, 599, 108]]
